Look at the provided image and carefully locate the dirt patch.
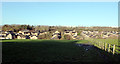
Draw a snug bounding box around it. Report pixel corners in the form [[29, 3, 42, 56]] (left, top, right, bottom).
[[75, 42, 94, 52], [75, 42, 109, 61]]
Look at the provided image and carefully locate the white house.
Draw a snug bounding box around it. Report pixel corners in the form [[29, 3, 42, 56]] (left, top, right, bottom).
[[6, 33, 12, 39], [30, 35, 38, 39]]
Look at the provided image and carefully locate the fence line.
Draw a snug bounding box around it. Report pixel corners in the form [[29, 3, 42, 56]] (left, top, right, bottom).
[[87, 38, 120, 55]]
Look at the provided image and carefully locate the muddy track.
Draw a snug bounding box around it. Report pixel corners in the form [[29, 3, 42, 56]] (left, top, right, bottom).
[[75, 42, 110, 61]]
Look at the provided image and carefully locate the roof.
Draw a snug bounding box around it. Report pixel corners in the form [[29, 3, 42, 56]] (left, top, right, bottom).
[[21, 29, 29, 32], [17, 35, 26, 37], [30, 35, 38, 37], [55, 31, 60, 33], [32, 32, 38, 33], [24, 32, 31, 33]]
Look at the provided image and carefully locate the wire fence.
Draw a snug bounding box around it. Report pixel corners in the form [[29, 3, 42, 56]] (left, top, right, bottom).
[[86, 38, 120, 55]]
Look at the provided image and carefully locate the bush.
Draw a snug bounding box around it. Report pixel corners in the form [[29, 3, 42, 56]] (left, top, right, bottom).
[[38, 34, 45, 39], [64, 35, 72, 40]]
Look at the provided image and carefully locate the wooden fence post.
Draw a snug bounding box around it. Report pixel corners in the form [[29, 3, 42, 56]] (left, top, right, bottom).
[[108, 44, 111, 52], [101, 42, 103, 49], [97, 42, 99, 47], [96, 41, 98, 47], [113, 45, 115, 54], [105, 43, 107, 51], [98, 42, 100, 47], [102, 42, 104, 50]]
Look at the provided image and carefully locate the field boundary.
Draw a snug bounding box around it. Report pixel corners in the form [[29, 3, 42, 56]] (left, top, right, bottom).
[[86, 38, 120, 55]]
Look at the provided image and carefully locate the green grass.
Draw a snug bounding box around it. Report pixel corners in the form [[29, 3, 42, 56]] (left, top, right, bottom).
[[75, 40, 88, 44], [88, 38, 118, 45], [87, 38, 120, 54], [2, 39, 119, 63]]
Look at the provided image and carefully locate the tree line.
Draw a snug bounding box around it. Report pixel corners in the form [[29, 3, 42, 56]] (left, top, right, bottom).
[[1, 24, 118, 32]]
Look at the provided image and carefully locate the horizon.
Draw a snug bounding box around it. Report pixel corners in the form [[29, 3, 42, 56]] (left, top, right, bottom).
[[1, 24, 118, 28], [2, 2, 118, 27]]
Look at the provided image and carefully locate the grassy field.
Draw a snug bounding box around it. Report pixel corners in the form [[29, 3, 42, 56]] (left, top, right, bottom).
[[2, 39, 119, 63], [87, 38, 118, 45], [87, 38, 120, 53]]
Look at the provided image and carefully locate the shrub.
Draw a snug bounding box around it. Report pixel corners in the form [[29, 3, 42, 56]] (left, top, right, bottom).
[[64, 35, 72, 40]]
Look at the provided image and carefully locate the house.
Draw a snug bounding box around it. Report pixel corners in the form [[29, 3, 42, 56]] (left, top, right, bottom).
[[94, 31, 99, 34], [18, 31, 24, 35], [102, 35, 108, 39], [44, 32, 48, 34], [51, 31, 61, 39], [72, 31, 77, 36], [31, 32, 38, 36], [30, 35, 38, 39], [71, 32, 77, 39], [53, 31, 60, 35], [39, 31, 46, 35], [64, 30, 73, 35], [0, 32, 7, 39], [7, 31, 16, 39], [64, 31, 71, 35], [64, 30, 78, 40], [18, 30, 30, 35], [17, 35, 26, 39], [1, 33, 7, 37], [0, 32, 13, 39], [24, 32, 31, 36], [6, 33, 12, 39]]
